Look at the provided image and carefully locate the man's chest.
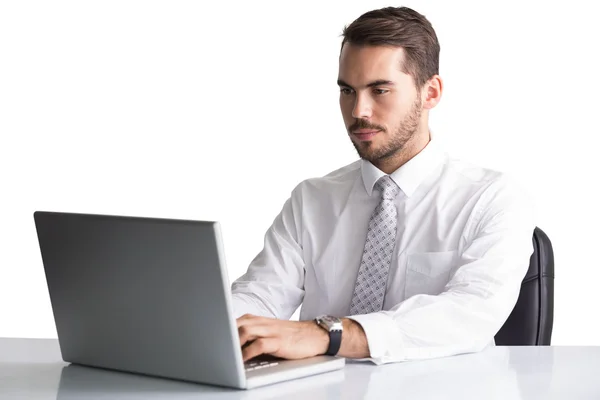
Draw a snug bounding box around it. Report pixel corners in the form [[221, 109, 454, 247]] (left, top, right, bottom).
[[299, 192, 477, 315]]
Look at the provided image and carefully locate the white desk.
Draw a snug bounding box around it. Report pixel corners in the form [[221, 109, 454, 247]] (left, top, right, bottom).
[[0, 338, 598, 399]]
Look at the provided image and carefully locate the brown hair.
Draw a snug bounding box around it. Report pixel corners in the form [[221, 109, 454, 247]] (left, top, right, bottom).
[[341, 7, 440, 88]]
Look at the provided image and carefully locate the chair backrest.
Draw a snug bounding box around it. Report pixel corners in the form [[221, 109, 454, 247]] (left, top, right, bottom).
[[495, 227, 554, 345]]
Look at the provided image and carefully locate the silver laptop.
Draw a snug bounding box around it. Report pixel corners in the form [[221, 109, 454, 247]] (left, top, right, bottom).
[[34, 211, 344, 389]]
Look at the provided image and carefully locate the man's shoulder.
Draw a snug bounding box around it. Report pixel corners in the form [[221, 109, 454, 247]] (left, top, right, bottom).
[[292, 160, 362, 194], [443, 155, 533, 215], [444, 156, 504, 187]]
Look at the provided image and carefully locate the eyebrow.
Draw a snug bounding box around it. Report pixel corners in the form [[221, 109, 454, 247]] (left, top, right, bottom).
[[337, 79, 395, 89]]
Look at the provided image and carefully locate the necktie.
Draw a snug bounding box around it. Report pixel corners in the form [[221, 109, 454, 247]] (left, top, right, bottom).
[[349, 175, 400, 315]]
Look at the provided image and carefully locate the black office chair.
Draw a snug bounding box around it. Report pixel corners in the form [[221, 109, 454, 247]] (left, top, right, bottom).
[[495, 227, 554, 345]]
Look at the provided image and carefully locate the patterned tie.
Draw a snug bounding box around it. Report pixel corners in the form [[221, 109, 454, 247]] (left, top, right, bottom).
[[349, 175, 400, 315]]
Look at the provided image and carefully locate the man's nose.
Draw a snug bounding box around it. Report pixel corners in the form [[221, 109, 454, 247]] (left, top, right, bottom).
[[352, 94, 373, 120]]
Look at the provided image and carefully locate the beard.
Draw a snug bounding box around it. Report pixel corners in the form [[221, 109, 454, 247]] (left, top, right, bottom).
[[349, 97, 422, 163]]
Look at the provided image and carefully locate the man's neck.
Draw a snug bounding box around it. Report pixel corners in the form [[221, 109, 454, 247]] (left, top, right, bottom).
[[374, 129, 431, 174]]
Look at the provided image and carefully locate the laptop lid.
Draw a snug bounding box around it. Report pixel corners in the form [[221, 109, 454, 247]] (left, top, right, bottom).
[[34, 211, 246, 388]]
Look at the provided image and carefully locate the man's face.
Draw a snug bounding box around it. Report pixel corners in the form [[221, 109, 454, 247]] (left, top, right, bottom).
[[338, 44, 423, 163]]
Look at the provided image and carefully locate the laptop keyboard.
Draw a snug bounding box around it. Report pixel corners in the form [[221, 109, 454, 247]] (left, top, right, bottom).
[[244, 355, 281, 372], [245, 360, 279, 371]]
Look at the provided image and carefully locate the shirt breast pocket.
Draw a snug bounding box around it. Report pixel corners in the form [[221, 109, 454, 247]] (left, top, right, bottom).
[[405, 250, 457, 299]]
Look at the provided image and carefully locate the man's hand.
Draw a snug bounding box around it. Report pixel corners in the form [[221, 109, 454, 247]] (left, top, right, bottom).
[[236, 314, 371, 361], [236, 314, 329, 362]]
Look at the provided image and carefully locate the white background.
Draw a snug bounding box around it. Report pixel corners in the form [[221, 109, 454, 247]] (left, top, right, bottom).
[[1, 0, 598, 344]]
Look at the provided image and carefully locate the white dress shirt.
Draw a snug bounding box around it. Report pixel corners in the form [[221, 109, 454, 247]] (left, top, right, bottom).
[[231, 135, 535, 365]]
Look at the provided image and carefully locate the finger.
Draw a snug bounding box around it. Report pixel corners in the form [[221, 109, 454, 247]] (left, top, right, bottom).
[[242, 338, 280, 362], [236, 314, 267, 328], [236, 314, 254, 327], [237, 314, 276, 332], [238, 323, 275, 347]]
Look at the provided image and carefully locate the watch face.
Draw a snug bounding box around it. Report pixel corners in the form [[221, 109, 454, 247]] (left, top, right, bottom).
[[317, 315, 343, 331]]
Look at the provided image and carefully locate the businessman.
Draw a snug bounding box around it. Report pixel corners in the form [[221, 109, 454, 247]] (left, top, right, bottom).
[[231, 6, 535, 365]]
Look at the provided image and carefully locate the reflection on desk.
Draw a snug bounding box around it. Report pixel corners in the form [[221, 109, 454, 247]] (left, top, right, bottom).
[[1, 338, 599, 399], [56, 363, 345, 400]]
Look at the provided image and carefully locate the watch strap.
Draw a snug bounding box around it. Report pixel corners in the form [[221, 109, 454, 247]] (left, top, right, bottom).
[[326, 328, 342, 356]]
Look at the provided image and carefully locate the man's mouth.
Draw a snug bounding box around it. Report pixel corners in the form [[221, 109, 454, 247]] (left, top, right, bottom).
[[353, 130, 380, 141]]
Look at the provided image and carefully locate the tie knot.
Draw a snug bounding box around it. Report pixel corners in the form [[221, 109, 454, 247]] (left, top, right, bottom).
[[375, 175, 400, 200]]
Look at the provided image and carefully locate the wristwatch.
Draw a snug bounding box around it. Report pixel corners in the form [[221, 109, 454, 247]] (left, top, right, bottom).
[[314, 315, 343, 356]]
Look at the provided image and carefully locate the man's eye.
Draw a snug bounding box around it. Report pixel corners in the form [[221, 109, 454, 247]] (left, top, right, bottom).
[[373, 89, 389, 95], [340, 88, 354, 95]]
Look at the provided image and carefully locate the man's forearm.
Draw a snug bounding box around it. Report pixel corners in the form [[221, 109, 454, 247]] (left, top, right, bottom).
[[337, 318, 370, 358]]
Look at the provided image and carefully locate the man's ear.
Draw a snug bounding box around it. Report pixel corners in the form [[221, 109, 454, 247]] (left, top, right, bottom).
[[422, 75, 443, 110]]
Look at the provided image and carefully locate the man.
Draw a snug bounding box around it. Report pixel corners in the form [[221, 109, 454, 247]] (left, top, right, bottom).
[[231, 6, 535, 365]]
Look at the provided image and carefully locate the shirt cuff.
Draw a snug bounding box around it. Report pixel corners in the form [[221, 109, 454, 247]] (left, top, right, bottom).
[[346, 312, 403, 365]]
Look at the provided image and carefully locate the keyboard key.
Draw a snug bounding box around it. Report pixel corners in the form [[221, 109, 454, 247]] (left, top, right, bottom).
[[245, 361, 279, 371]]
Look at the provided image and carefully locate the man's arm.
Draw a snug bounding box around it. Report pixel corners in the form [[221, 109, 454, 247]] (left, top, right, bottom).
[[348, 175, 535, 364], [231, 187, 305, 320], [237, 175, 535, 364]]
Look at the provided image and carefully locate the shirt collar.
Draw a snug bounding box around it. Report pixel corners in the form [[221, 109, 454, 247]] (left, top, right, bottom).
[[361, 132, 446, 198]]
